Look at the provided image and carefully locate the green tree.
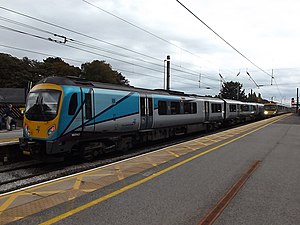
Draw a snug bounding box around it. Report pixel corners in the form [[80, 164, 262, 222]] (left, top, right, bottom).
[[22, 57, 43, 86], [219, 81, 247, 101], [81, 60, 129, 85], [0, 53, 32, 88], [0, 53, 129, 88], [247, 91, 258, 102], [37, 57, 81, 78]]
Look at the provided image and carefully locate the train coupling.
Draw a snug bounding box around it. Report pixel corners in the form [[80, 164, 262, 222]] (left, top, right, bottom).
[[19, 137, 40, 156]]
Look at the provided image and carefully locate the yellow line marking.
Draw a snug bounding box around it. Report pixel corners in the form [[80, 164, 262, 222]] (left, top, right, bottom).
[[73, 176, 83, 190], [201, 137, 217, 142], [0, 195, 17, 213], [31, 191, 66, 195], [40, 114, 288, 225], [192, 140, 208, 146], [115, 165, 124, 180], [84, 173, 115, 177], [82, 189, 96, 193], [182, 146, 196, 151], [166, 150, 180, 157], [144, 156, 158, 167]]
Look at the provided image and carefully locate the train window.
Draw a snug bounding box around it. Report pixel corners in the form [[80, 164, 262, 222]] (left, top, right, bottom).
[[192, 102, 197, 114], [184, 102, 192, 114], [241, 105, 249, 112], [140, 97, 146, 116], [171, 102, 181, 115], [158, 101, 167, 115], [85, 93, 92, 120], [68, 93, 77, 115], [264, 105, 277, 110], [25, 90, 61, 121], [148, 98, 153, 116], [253, 106, 257, 111], [229, 104, 236, 112], [211, 103, 221, 113]]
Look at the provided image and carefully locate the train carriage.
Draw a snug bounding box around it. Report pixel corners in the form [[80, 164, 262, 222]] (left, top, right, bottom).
[[20, 76, 270, 161]]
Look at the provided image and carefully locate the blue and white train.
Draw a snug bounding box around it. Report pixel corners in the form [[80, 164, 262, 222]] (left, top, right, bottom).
[[20, 76, 264, 160]]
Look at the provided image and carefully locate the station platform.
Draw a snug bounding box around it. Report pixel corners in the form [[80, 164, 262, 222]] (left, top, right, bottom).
[[0, 128, 23, 165], [0, 128, 22, 146], [0, 114, 299, 225]]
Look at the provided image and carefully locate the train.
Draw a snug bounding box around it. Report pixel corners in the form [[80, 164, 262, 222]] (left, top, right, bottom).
[[263, 102, 289, 116], [20, 76, 268, 161]]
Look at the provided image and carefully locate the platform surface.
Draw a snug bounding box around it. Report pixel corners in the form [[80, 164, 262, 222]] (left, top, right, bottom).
[[0, 129, 22, 145]]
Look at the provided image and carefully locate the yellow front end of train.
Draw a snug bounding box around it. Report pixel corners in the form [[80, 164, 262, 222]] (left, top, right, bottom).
[[21, 83, 63, 156], [264, 103, 278, 116]]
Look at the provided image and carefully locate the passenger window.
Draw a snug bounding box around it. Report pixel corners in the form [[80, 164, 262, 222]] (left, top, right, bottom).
[[148, 98, 153, 116], [212, 103, 221, 113], [171, 102, 180, 115], [158, 101, 167, 115], [85, 93, 92, 120], [140, 97, 146, 116], [192, 103, 197, 114], [229, 104, 236, 112], [241, 105, 249, 112], [68, 93, 78, 115], [184, 102, 192, 114]]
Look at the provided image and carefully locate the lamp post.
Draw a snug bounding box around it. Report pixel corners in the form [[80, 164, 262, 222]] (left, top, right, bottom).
[[297, 88, 299, 114], [163, 55, 171, 90], [236, 71, 240, 100], [163, 59, 167, 89]]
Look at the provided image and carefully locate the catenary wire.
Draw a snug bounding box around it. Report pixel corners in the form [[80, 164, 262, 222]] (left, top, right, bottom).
[[0, 6, 279, 97], [0, 13, 222, 82], [176, 0, 283, 99], [0, 17, 222, 82]]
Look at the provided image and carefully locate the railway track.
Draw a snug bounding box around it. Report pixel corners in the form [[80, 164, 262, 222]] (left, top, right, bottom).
[[0, 160, 41, 173]]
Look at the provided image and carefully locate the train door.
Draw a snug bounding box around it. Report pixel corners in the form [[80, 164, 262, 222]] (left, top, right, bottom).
[[81, 87, 95, 132], [204, 101, 210, 121], [223, 101, 227, 120], [140, 94, 153, 130], [237, 104, 240, 117]]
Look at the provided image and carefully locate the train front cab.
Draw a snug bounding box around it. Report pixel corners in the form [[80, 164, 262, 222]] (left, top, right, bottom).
[[20, 82, 95, 158], [20, 83, 65, 159], [264, 103, 278, 117]]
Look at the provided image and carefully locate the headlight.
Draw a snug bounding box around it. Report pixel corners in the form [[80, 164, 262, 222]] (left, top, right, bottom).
[[47, 125, 56, 137], [264, 111, 268, 115]]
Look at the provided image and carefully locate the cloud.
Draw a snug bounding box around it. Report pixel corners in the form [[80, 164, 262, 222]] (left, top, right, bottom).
[[0, 0, 300, 103]]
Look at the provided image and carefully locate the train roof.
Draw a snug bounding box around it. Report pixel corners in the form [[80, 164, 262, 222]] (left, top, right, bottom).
[[37, 76, 218, 100], [223, 99, 243, 104]]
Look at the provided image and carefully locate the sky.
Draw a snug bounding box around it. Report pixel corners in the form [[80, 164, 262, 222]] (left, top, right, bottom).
[[1, 0, 300, 105]]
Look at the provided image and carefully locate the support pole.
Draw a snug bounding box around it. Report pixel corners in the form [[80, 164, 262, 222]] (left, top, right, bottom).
[[166, 55, 171, 91], [297, 88, 299, 114]]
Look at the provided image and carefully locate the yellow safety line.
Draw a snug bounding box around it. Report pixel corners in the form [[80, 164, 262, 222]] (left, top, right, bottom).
[[31, 191, 66, 195], [0, 195, 17, 214], [73, 176, 83, 190], [191, 140, 208, 146], [84, 173, 115, 177], [114, 165, 124, 180], [202, 137, 218, 142], [40, 114, 288, 225], [166, 150, 180, 157], [145, 156, 158, 167], [182, 145, 196, 151]]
